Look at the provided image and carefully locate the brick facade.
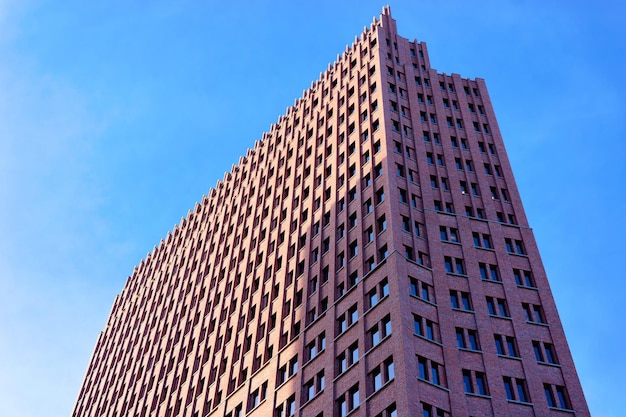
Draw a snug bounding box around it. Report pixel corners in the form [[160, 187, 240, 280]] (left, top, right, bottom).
[[72, 7, 590, 417]]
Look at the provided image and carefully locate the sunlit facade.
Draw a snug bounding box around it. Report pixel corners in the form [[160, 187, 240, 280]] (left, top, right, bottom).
[[72, 7, 590, 417]]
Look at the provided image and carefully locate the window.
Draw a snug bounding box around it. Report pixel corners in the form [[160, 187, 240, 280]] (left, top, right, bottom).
[[513, 268, 535, 288], [533, 340, 558, 364], [444, 256, 465, 275], [404, 245, 415, 261], [478, 262, 500, 282], [467, 182, 478, 197], [249, 388, 261, 411], [544, 384, 571, 410], [505, 238, 526, 255], [401, 215, 411, 232], [414, 221, 422, 237], [349, 239, 358, 257], [463, 370, 488, 396], [475, 233, 492, 249], [368, 314, 392, 348], [413, 314, 436, 342], [413, 314, 436, 341], [337, 304, 358, 334], [375, 187, 385, 204], [305, 332, 326, 362], [411, 193, 420, 208], [399, 188, 408, 203], [503, 376, 530, 403], [523, 303, 546, 324], [421, 402, 447, 417], [275, 394, 296, 417], [486, 296, 510, 318], [409, 277, 434, 303], [368, 279, 389, 309], [277, 355, 298, 386], [362, 172, 371, 188], [378, 244, 388, 260], [450, 290, 472, 311], [417, 355, 445, 387], [336, 342, 359, 376], [394, 164, 405, 179], [370, 357, 395, 393], [377, 214, 387, 233], [439, 226, 459, 243], [285, 395, 296, 416], [337, 384, 359, 417], [337, 251, 345, 269], [494, 334, 519, 357], [303, 371, 325, 403], [374, 402, 398, 417], [456, 327, 480, 351]]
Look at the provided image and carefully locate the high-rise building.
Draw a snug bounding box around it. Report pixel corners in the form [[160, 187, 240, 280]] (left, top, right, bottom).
[[72, 7, 590, 417]]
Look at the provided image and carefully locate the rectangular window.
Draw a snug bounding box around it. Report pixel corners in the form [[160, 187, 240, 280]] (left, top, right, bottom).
[[494, 334, 519, 357], [409, 277, 433, 303], [544, 383, 571, 410], [514, 268, 535, 287], [463, 370, 488, 396], [486, 296, 510, 318], [450, 290, 472, 311], [417, 355, 445, 387], [456, 327, 480, 351], [413, 314, 436, 342], [443, 256, 465, 275], [479, 262, 500, 281], [336, 343, 358, 376], [504, 377, 530, 403], [522, 303, 546, 324], [368, 279, 389, 309], [421, 402, 447, 417], [370, 357, 394, 393], [337, 384, 360, 417]]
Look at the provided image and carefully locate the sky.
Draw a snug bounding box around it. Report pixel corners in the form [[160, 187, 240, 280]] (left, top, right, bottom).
[[0, 1, 624, 416]]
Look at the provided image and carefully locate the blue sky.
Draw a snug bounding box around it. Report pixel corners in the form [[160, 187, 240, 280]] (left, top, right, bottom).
[[0, 1, 623, 416]]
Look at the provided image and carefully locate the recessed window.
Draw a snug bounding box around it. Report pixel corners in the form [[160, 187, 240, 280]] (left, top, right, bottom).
[[503, 376, 530, 403], [413, 313, 437, 342], [544, 383, 571, 410], [473, 233, 493, 249], [463, 369, 488, 396], [450, 290, 472, 311], [522, 302, 546, 324], [495, 334, 519, 357], [513, 268, 535, 288], [409, 277, 434, 303], [533, 340, 558, 364], [456, 327, 480, 351], [417, 355, 445, 387], [444, 256, 465, 275], [486, 296, 510, 318], [370, 357, 394, 393]]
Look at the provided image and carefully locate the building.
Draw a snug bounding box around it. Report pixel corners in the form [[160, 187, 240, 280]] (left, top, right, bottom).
[[72, 7, 590, 417]]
